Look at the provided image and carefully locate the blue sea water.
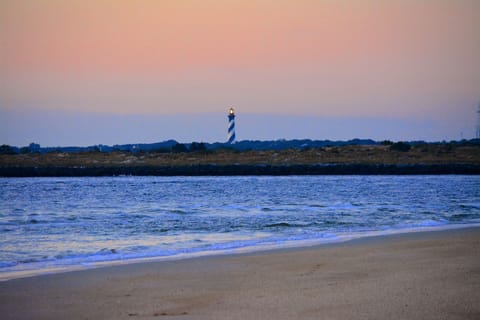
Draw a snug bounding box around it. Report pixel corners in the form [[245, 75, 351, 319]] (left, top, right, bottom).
[[1, 176, 479, 279]]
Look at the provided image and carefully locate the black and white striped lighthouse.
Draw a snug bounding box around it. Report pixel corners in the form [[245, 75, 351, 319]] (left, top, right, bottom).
[[227, 107, 236, 144]]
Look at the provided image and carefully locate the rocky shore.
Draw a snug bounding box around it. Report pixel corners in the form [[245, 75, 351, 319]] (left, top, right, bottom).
[[1, 163, 479, 177]]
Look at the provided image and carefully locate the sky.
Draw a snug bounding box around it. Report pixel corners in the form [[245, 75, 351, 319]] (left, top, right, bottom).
[[1, 0, 479, 146]]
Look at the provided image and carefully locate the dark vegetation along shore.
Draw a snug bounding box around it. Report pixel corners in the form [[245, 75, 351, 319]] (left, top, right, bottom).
[[1, 140, 479, 176]]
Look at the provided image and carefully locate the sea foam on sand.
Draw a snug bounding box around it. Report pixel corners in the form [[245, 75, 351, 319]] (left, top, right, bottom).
[[0, 227, 479, 320]]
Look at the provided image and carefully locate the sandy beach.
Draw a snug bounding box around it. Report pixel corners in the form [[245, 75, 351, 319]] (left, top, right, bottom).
[[1, 227, 479, 320]]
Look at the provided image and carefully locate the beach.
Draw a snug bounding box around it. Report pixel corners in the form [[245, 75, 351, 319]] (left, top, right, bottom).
[[1, 227, 479, 320]]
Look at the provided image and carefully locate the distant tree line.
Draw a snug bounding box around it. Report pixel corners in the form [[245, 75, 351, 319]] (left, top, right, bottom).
[[381, 141, 412, 152], [0, 143, 41, 155], [1, 139, 479, 155]]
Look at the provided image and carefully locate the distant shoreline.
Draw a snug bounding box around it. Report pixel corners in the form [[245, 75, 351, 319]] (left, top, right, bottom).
[[2, 143, 479, 176], [1, 163, 479, 177]]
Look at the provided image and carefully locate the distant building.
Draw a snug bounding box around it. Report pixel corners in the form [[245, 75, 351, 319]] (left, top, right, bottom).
[[227, 107, 236, 144], [29, 143, 40, 153]]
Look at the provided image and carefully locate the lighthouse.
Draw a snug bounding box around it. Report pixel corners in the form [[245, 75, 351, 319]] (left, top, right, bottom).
[[227, 107, 236, 144]]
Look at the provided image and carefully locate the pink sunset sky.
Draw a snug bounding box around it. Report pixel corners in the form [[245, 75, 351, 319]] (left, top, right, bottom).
[[1, 0, 479, 146]]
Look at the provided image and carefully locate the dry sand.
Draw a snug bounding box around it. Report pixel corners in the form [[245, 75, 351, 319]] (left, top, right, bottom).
[[1, 228, 479, 320]]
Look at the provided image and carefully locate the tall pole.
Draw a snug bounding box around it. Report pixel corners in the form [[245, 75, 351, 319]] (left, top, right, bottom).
[[476, 102, 480, 139], [227, 107, 236, 144]]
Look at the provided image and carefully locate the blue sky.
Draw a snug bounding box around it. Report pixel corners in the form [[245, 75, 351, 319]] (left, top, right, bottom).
[[1, 108, 475, 147]]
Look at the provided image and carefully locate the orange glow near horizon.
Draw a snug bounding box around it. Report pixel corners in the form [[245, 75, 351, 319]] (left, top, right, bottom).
[[1, 0, 479, 117]]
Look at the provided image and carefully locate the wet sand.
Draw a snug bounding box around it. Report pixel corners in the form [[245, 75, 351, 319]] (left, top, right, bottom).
[[1, 228, 479, 319]]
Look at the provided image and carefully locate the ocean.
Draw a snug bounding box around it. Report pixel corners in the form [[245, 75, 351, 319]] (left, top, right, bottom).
[[1, 175, 479, 279]]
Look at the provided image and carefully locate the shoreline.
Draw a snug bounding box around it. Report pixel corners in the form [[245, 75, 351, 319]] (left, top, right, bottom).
[[1, 224, 478, 282], [1, 227, 479, 319], [1, 163, 480, 176]]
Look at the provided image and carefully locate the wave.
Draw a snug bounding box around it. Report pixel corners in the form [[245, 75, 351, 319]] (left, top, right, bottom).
[[264, 222, 315, 228]]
